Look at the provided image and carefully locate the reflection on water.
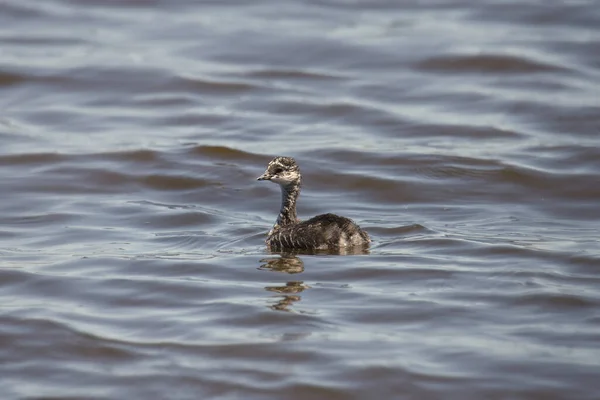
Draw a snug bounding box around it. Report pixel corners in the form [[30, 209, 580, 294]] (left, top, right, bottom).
[[259, 254, 305, 274], [259, 248, 369, 311], [265, 282, 308, 312], [260, 255, 308, 311]]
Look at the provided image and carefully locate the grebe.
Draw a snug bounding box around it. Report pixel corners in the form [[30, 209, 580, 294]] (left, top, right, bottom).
[[257, 156, 370, 250]]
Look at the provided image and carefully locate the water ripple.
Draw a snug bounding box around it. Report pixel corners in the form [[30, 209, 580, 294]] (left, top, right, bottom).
[[1, 0, 599, 399]]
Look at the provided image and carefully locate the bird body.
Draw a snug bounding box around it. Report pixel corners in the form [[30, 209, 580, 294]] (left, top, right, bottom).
[[257, 157, 370, 251]]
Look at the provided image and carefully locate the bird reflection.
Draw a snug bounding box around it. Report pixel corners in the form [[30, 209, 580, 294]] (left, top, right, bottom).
[[258, 247, 369, 312], [260, 254, 307, 311], [259, 253, 305, 274], [264, 281, 309, 311]]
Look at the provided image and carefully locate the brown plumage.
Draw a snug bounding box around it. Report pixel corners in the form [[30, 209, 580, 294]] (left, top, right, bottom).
[[257, 156, 370, 251]]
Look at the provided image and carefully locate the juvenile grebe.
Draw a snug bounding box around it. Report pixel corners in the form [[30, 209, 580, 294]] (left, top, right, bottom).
[[257, 156, 370, 250]]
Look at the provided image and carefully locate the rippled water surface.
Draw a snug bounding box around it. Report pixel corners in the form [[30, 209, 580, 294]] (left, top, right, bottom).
[[1, 1, 600, 399]]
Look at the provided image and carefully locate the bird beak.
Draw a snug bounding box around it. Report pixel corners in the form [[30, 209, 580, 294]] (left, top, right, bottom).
[[257, 172, 271, 181]]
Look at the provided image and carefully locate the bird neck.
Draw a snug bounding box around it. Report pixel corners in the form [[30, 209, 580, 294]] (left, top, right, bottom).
[[277, 179, 301, 227]]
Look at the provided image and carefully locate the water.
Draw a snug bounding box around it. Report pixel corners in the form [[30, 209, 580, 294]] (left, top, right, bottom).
[[1, 0, 599, 399]]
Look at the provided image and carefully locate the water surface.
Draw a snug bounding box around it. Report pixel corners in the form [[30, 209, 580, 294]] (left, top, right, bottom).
[[1, 0, 599, 399]]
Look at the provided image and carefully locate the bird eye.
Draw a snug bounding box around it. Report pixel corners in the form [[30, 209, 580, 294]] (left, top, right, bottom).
[[273, 167, 283, 174]]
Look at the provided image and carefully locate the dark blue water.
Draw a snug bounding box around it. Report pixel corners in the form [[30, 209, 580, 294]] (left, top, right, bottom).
[[1, 1, 599, 399]]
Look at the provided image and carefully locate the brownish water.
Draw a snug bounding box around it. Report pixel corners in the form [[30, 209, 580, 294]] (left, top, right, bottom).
[[1, 1, 599, 399]]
